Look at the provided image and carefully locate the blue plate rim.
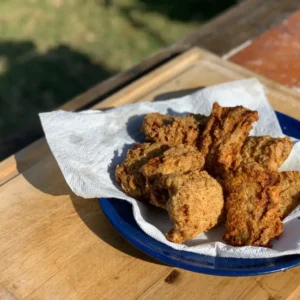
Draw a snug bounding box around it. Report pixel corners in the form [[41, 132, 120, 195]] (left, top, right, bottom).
[[99, 198, 300, 276], [99, 111, 300, 276]]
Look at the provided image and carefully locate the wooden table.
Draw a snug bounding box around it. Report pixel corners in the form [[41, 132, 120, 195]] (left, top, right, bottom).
[[1, 48, 300, 300], [2, 7, 300, 300]]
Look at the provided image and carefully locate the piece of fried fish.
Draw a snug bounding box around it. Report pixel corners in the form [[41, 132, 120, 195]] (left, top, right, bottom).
[[141, 113, 208, 147], [161, 170, 224, 243], [237, 136, 292, 171], [279, 171, 300, 219], [115, 143, 169, 200], [199, 102, 259, 177], [141, 144, 205, 209], [223, 163, 283, 247]]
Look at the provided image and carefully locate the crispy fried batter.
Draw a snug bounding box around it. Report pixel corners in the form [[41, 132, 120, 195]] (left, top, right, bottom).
[[141, 112, 208, 147], [223, 163, 283, 247], [199, 103, 259, 177], [161, 170, 224, 243], [141, 144, 205, 209], [237, 136, 292, 171], [279, 171, 300, 219], [115, 143, 169, 200], [115, 104, 299, 248]]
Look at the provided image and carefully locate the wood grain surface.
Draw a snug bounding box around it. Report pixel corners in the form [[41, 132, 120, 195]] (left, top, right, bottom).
[[1, 48, 300, 299]]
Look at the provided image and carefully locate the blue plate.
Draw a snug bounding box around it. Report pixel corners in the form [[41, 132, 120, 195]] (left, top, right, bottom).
[[99, 111, 300, 276]]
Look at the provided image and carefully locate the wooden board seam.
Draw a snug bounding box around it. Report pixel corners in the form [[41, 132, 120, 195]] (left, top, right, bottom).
[[1, 46, 300, 188]]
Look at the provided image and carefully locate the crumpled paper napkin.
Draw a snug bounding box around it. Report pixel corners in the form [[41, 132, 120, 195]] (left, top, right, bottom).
[[40, 78, 300, 258]]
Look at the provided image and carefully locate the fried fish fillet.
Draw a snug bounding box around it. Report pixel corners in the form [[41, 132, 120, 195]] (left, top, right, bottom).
[[115, 143, 169, 200], [237, 136, 292, 171], [140, 144, 205, 209], [279, 171, 300, 219], [223, 163, 283, 247], [161, 170, 224, 243], [141, 112, 208, 147], [199, 103, 259, 177]]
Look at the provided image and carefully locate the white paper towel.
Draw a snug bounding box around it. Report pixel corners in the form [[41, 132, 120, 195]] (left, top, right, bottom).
[[40, 78, 300, 259]]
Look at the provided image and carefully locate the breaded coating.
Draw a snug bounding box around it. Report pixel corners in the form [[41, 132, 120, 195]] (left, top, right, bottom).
[[237, 136, 292, 171], [141, 112, 208, 147], [115, 104, 299, 248], [162, 170, 224, 243], [141, 145, 205, 209], [199, 102, 259, 177], [115, 143, 169, 200], [279, 171, 300, 219], [223, 163, 283, 247]]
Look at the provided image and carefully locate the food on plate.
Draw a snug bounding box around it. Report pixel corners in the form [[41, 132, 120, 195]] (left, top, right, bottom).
[[161, 170, 224, 243], [141, 144, 205, 209], [115, 102, 299, 246], [199, 103, 259, 178], [115, 142, 169, 200], [279, 171, 300, 219], [237, 136, 292, 171], [141, 112, 208, 147], [223, 163, 283, 247]]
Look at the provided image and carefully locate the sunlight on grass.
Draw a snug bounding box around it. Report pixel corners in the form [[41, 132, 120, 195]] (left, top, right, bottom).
[[0, 0, 196, 72], [0, 0, 234, 136]]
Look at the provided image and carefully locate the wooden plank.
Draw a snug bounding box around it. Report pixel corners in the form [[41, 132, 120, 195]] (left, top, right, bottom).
[[2, 0, 299, 161], [93, 48, 300, 118], [2, 47, 300, 187], [0, 285, 18, 300], [0, 139, 49, 186], [136, 268, 300, 300], [0, 155, 170, 299], [1, 48, 300, 299], [176, 0, 300, 55]]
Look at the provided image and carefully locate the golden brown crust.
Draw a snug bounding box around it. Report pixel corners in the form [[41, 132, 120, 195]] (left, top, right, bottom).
[[237, 136, 293, 171], [141, 112, 208, 147], [279, 171, 300, 219], [141, 144, 205, 209], [162, 171, 224, 243], [223, 163, 283, 247], [199, 103, 259, 177], [115, 143, 169, 200], [115, 104, 300, 248]]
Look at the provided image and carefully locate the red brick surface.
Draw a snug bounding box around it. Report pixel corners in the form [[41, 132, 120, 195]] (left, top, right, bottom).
[[229, 11, 300, 89]]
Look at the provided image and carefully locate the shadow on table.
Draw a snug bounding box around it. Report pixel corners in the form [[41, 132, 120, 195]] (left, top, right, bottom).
[[70, 194, 165, 265], [153, 87, 204, 101], [17, 151, 164, 265]]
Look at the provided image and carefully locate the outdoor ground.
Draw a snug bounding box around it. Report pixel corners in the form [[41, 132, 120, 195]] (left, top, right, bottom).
[[0, 0, 235, 137]]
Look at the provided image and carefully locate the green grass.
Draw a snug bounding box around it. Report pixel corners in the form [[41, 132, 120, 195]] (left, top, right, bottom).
[[0, 0, 235, 137]]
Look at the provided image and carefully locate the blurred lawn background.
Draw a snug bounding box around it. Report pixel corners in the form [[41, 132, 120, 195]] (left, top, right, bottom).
[[0, 0, 235, 138]]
